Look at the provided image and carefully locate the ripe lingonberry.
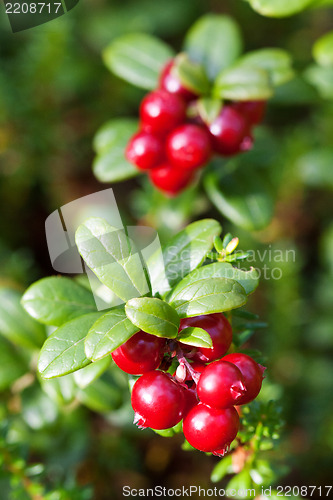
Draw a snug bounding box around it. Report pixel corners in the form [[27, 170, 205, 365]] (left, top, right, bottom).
[[131, 371, 185, 430], [149, 162, 193, 195], [208, 105, 248, 156], [159, 59, 197, 101], [179, 313, 233, 362], [111, 331, 165, 375], [140, 90, 186, 136], [223, 353, 265, 405], [197, 360, 246, 409], [125, 131, 163, 170], [166, 124, 212, 171], [181, 385, 198, 417], [183, 403, 239, 452], [232, 100, 266, 126]]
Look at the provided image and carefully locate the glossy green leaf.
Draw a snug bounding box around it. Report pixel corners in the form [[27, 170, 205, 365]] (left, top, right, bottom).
[[147, 219, 222, 295], [214, 65, 273, 100], [85, 307, 139, 361], [125, 297, 179, 338], [103, 33, 174, 89], [73, 357, 112, 388], [304, 65, 333, 99], [168, 262, 259, 300], [38, 313, 102, 379], [313, 31, 333, 67], [0, 287, 46, 349], [21, 277, 97, 327], [173, 54, 210, 95], [238, 49, 294, 86], [177, 327, 212, 348], [204, 166, 274, 231], [75, 217, 150, 302], [184, 14, 243, 80], [0, 337, 27, 391], [93, 119, 139, 183], [170, 277, 247, 318], [246, 0, 314, 17]]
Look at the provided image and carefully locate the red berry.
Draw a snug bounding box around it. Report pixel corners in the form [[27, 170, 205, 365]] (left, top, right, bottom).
[[197, 360, 246, 409], [131, 371, 185, 430], [125, 131, 163, 170], [183, 403, 239, 452], [222, 353, 265, 405], [166, 124, 212, 171], [179, 313, 232, 362], [149, 162, 193, 195], [159, 59, 197, 101], [181, 385, 198, 418], [112, 331, 165, 375], [208, 105, 248, 156], [140, 90, 186, 136], [232, 100, 266, 126]]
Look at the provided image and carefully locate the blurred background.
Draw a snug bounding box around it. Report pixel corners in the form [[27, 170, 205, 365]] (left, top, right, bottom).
[[1, 0, 333, 498]]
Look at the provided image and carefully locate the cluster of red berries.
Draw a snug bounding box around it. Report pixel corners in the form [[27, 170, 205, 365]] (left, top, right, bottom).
[[111, 313, 265, 456], [125, 58, 266, 196]]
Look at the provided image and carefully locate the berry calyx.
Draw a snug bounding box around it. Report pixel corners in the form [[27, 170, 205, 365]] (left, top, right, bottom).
[[131, 371, 185, 430], [140, 90, 186, 136], [149, 162, 193, 195], [231, 100, 266, 126], [111, 331, 165, 375], [179, 313, 233, 362], [197, 360, 246, 409], [125, 131, 163, 170], [159, 59, 198, 101], [222, 353, 266, 405], [208, 105, 248, 156], [166, 124, 212, 171], [183, 403, 239, 452]]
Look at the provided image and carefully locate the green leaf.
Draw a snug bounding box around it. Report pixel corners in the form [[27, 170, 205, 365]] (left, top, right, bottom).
[[168, 262, 259, 300], [77, 372, 123, 412], [0, 287, 46, 349], [304, 64, 333, 99], [184, 14, 243, 80], [173, 54, 210, 95], [313, 31, 333, 67], [93, 118, 139, 183], [246, 0, 314, 17], [37, 313, 102, 379], [196, 97, 223, 125], [40, 374, 77, 406], [238, 49, 294, 86], [73, 357, 111, 388], [169, 277, 247, 318], [211, 455, 233, 483], [177, 327, 212, 348], [0, 337, 27, 391], [125, 297, 179, 338], [75, 217, 150, 302], [147, 219, 222, 295], [85, 307, 139, 361], [21, 277, 97, 327], [298, 148, 333, 188], [103, 33, 174, 90], [214, 64, 273, 101], [204, 166, 274, 231]]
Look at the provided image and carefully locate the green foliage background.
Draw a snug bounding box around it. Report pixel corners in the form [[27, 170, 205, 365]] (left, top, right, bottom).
[[0, 0, 333, 498]]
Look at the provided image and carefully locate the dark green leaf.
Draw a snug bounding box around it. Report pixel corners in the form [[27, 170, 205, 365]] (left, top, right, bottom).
[[0, 337, 27, 391], [246, 0, 314, 17], [173, 54, 210, 95], [73, 357, 111, 388], [313, 31, 333, 67], [75, 217, 150, 302], [21, 277, 97, 327], [85, 307, 139, 361], [93, 119, 139, 182], [103, 33, 174, 89], [177, 327, 212, 348], [0, 287, 46, 349], [184, 14, 243, 80], [214, 65, 273, 100], [125, 297, 179, 338], [169, 277, 247, 318], [238, 49, 294, 86], [147, 219, 222, 295], [168, 262, 259, 299], [38, 313, 102, 379]]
